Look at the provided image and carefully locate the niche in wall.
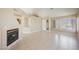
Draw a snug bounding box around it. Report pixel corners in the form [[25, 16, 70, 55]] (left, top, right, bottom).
[[13, 10, 22, 25], [17, 18, 21, 24]]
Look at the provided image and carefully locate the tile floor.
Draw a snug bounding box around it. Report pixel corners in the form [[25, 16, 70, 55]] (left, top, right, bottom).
[[10, 31, 79, 50]]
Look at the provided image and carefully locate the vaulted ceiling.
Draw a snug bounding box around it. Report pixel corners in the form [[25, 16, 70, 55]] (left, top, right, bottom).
[[21, 8, 79, 17]]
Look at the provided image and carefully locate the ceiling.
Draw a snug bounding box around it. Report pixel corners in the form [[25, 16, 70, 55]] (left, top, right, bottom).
[[21, 8, 79, 17]]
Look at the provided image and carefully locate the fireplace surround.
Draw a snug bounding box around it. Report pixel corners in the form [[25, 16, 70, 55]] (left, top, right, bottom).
[[0, 9, 21, 49], [7, 28, 19, 46]]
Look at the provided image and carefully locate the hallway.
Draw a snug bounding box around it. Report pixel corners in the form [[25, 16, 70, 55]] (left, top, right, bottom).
[[10, 31, 78, 50]]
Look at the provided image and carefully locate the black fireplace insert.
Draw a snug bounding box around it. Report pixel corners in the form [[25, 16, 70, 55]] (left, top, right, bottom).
[[7, 28, 19, 46]]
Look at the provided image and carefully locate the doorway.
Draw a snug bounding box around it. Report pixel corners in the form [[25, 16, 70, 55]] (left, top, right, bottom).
[[46, 19, 49, 30]]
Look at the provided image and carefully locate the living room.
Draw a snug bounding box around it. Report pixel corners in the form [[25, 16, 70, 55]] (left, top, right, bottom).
[[0, 8, 79, 50]]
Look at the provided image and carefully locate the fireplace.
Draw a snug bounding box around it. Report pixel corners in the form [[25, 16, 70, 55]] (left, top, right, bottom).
[[7, 28, 19, 46]]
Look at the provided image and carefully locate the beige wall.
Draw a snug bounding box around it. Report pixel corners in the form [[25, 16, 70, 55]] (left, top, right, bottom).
[[0, 29, 1, 49], [77, 14, 79, 39], [77, 14, 79, 32], [30, 16, 42, 32], [41, 17, 51, 31], [42, 18, 47, 30], [24, 17, 29, 27], [50, 15, 77, 33], [14, 9, 42, 33], [0, 9, 19, 28], [0, 9, 20, 49]]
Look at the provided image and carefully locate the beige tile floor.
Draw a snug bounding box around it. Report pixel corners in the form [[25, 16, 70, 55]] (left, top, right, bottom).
[[10, 31, 79, 50]]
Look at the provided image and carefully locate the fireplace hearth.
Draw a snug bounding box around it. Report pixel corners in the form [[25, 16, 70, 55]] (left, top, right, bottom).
[[7, 28, 19, 46]]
